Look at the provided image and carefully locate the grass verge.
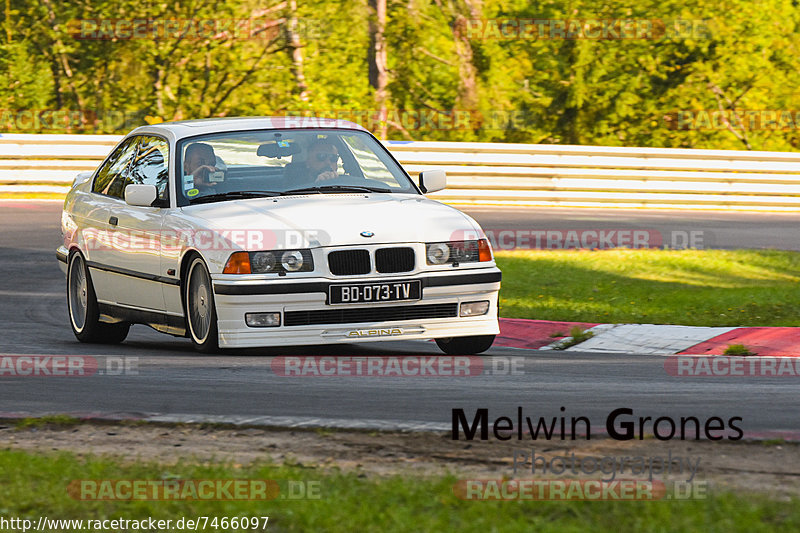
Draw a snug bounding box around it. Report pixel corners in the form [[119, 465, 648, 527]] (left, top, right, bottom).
[[0, 448, 798, 532], [495, 249, 800, 326]]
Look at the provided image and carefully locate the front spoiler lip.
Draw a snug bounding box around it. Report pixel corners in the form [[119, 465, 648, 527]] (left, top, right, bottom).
[[217, 315, 500, 348]]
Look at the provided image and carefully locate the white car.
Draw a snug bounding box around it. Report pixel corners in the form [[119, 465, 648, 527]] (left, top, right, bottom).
[[57, 117, 501, 353]]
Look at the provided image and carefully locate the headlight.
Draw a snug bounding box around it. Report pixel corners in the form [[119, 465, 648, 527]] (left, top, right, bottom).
[[251, 251, 277, 272], [426, 242, 450, 265], [426, 239, 492, 265], [223, 249, 314, 274], [281, 250, 305, 272]]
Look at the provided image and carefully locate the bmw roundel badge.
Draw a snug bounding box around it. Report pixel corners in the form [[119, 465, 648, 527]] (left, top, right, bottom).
[[360, 231, 374, 238]]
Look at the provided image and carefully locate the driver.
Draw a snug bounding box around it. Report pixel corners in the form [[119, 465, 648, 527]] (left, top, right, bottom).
[[184, 143, 222, 196], [285, 139, 340, 186]]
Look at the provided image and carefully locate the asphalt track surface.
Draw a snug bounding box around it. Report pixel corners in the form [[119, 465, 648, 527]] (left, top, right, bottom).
[[1, 200, 799, 436]]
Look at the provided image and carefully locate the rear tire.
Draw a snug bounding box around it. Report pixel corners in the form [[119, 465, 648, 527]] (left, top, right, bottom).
[[184, 256, 220, 353], [435, 335, 495, 355], [67, 252, 130, 344]]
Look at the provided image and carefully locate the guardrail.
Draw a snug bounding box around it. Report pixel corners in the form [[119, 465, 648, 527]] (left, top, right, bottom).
[[3, 133, 800, 210]]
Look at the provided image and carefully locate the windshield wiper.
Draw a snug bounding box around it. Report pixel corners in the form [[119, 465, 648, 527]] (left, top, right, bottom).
[[282, 185, 391, 195], [190, 191, 281, 204]]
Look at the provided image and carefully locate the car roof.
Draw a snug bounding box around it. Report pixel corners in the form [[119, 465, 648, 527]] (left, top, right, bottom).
[[127, 116, 370, 141]]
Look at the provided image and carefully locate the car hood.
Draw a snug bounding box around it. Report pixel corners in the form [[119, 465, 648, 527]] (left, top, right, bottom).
[[177, 193, 483, 249]]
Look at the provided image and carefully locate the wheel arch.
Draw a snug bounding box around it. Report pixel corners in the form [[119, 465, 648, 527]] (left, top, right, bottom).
[[179, 248, 205, 285], [67, 244, 85, 259], [179, 249, 220, 351], [178, 248, 204, 324]]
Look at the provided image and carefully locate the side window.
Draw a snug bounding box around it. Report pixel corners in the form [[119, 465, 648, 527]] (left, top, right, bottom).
[[92, 137, 138, 198], [125, 136, 170, 204]]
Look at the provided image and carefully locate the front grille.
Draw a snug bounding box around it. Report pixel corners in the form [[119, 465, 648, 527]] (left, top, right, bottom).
[[375, 247, 415, 273], [328, 249, 371, 275], [284, 303, 458, 326]]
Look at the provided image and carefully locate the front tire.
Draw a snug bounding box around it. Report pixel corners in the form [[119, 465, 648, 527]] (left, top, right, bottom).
[[435, 335, 495, 355], [184, 256, 219, 353], [67, 252, 129, 344]]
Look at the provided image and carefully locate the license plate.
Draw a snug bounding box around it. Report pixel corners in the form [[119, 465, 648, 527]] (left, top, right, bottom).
[[329, 280, 421, 304]]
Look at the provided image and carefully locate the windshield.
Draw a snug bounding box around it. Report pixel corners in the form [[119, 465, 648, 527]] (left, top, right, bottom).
[[176, 129, 417, 205]]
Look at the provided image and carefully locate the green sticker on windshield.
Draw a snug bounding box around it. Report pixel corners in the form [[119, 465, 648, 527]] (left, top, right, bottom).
[[187, 188, 199, 197]]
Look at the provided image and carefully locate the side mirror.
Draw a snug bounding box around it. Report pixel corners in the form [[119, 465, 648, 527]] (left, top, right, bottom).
[[124, 184, 158, 207], [419, 169, 446, 194]]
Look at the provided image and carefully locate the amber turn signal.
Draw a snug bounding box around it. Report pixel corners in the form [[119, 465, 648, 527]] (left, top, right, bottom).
[[223, 251, 252, 274], [478, 239, 493, 262]]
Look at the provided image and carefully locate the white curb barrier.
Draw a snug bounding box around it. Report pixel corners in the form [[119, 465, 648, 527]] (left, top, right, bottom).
[[561, 324, 737, 355], [4, 133, 800, 209]]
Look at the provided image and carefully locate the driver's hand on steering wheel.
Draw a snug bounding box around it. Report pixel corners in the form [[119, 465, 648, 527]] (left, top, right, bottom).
[[315, 170, 338, 182]]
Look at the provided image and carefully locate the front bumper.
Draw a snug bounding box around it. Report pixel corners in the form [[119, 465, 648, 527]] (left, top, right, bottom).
[[213, 268, 501, 348]]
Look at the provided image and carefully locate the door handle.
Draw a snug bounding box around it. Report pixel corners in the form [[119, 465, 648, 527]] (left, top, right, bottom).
[[109, 216, 118, 226]]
